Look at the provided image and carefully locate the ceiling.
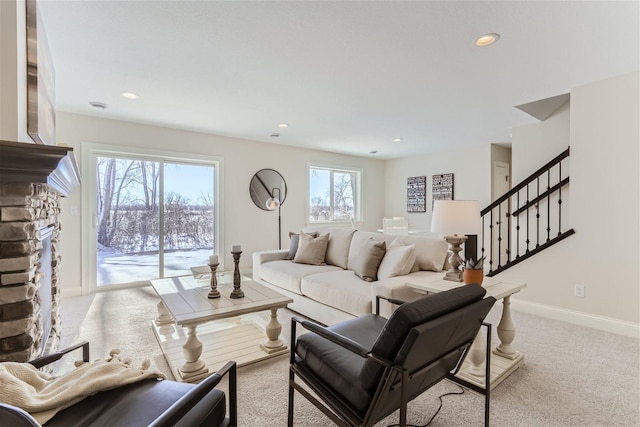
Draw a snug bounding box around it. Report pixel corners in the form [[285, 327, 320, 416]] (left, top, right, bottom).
[[37, 1, 639, 160]]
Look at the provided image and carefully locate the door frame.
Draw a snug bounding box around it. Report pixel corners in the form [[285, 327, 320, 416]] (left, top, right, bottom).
[[492, 160, 511, 265]]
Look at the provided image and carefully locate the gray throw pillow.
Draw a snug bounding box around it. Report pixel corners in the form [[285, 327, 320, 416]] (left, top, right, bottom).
[[351, 239, 386, 282], [293, 233, 329, 265]]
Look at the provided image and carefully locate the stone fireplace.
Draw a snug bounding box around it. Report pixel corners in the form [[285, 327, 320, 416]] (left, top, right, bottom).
[[0, 140, 79, 362]]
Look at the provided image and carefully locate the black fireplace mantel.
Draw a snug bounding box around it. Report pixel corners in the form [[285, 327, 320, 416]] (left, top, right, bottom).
[[0, 140, 80, 196]]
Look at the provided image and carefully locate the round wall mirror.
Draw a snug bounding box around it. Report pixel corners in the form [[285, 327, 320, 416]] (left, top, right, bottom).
[[250, 169, 287, 211]]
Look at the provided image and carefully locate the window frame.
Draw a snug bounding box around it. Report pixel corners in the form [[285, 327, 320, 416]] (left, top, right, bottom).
[[306, 162, 362, 224], [81, 142, 224, 294]]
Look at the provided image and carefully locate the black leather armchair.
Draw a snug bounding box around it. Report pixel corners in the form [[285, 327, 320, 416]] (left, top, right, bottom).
[[0, 342, 237, 427], [288, 285, 496, 427]]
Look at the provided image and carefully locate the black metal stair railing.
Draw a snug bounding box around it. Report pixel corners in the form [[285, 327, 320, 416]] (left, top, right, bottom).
[[481, 147, 575, 276]]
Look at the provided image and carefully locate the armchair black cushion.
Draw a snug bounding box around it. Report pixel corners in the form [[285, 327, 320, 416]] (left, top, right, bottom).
[[0, 342, 237, 427], [289, 285, 496, 427]]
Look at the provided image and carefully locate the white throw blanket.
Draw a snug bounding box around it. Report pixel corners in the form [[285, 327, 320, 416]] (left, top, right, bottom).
[[0, 349, 166, 425]]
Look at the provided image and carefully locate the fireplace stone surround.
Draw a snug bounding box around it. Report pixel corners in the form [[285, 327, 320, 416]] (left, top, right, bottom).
[[0, 140, 79, 362]]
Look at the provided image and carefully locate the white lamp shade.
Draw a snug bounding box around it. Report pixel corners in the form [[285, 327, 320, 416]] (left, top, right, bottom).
[[430, 200, 481, 235], [266, 197, 280, 210]]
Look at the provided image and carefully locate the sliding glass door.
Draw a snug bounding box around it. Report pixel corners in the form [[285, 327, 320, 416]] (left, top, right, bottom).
[[91, 149, 218, 289]]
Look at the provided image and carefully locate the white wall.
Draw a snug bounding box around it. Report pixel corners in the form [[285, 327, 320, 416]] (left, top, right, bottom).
[[0, 0, 30, 142], [384, 143, 492, 232], [500, 72, 639, 328], [57, 112, 386, 296]]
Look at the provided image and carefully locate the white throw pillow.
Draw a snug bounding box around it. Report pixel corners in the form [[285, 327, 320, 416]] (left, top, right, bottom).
[[377, 240, 416, 279], [395, 235, 448, 272], [293, 233, 329, 265]]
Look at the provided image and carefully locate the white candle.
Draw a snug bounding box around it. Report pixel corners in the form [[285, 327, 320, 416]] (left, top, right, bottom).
[[232, 245, 241, 252], [209, 255, 218, 264]]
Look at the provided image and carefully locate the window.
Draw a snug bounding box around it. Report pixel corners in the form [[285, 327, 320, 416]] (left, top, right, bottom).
[[308, 164, 361, 223]]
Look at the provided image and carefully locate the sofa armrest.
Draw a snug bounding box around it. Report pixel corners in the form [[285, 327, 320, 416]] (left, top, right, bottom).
[[149, 361, 237, 427], [252, 250, 289, 281]]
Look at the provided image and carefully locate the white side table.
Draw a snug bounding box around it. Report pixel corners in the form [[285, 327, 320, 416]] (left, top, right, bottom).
[[405, 277, 527, 390]]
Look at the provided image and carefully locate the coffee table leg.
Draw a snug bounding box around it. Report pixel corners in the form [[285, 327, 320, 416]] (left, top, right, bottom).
[[155, 301, 174, 326], [179, 325, 209, 380], [261, 308, 287, 353]]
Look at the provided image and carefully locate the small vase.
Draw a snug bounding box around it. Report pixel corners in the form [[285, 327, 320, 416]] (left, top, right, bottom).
[[462, 269, 484, 285]]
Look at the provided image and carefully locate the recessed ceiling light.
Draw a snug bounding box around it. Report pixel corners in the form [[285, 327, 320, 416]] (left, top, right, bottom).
[[369, 150, 378, 154], [475, 33, 500, 47], [278, 123, 288, 128], [121, 92, 139, 99], [89, 101, 107, 110], [393, 138, 402, 142]]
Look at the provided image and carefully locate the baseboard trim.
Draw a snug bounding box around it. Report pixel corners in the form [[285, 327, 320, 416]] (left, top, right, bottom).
[[60, 287, 83, 298], [511, 299, 639, 338]]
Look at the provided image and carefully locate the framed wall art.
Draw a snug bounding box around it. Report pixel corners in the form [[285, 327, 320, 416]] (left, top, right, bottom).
[[407, 176, 426, 213], [432, 173, 454, 209]]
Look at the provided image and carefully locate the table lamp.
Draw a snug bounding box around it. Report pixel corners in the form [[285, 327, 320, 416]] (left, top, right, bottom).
[[430, 200, 481, 282]]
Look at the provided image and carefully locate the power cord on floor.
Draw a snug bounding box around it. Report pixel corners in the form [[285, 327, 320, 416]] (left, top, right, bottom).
[[386, 384, 465, 427]]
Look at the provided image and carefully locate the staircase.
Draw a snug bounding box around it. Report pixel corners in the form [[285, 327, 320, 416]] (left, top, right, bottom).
[[481, 147, 575, 276]]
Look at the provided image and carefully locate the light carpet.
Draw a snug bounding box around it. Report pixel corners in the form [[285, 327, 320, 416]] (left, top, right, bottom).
[[59, 286, 639, 426]]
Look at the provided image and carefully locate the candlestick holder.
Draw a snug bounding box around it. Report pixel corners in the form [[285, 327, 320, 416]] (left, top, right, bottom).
[[207, 262, 220, 299], [230, 250, 244, 298]]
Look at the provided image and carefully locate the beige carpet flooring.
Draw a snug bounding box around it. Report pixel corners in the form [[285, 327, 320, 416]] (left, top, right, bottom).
[[58, 286, 640, 426]]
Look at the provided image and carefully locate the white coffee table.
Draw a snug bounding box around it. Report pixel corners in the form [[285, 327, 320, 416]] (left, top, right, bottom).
[[406, 277, 526, 390], [151, 274, 293, 382]]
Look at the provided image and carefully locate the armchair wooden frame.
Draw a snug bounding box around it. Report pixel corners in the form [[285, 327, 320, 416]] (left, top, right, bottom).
[[288, 295, 493, 427]]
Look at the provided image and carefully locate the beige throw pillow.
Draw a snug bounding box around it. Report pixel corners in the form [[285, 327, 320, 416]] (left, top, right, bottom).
[[325, 229, 356, 269], [293, 233, 329, 265], [351, 239, 386, 282], [287, 231, 318, 260], [377, 240, 416, 279]]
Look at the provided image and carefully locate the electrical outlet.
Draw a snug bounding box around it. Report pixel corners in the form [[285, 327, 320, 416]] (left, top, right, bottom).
[[574, 284, 585, 298]]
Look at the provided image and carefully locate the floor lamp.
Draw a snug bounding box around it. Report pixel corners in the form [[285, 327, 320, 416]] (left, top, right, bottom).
[[430, 200, 481, 282], [266, 188, 282, 249]]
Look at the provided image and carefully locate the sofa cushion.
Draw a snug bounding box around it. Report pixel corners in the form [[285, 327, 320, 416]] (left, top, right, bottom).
[[325, 229, 356, 269], [300, 270, 373, 316], [377, 240, 416, 279], [260, 260, 342, 294], [351, 239, 386, 282], [293, 233, 329, 265]]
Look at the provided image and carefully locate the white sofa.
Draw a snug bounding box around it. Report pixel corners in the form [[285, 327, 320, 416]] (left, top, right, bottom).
[[252, 229, 449, 325]]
